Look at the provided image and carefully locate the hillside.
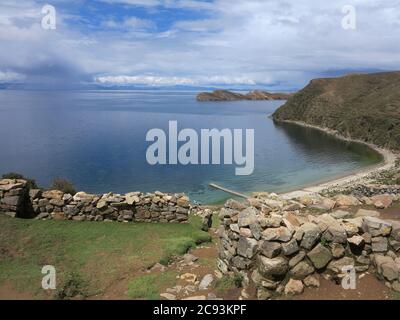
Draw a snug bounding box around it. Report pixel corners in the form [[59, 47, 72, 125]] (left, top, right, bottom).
[[197, 90, 292, 101], [272, 71, 400, 150]]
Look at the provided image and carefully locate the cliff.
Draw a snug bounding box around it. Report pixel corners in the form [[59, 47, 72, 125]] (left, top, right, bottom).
[[196, 90, 292, 101], [273, 71, 400, 150]]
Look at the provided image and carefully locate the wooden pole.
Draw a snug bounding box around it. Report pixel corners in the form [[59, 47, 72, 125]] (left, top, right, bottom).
[[209, 183, 248, 199]]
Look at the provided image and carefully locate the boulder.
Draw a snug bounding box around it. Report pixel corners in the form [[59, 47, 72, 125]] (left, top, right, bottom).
[[282, 239, 299, 256], [258, 256, 288, 278], [347, 235, 365, 254], [389, 220, 400, 241], [260, 241, 282, 258], [289, 251, 306, 268], [199, 274, 214, 290], [327, 257, 355, 273], [307, 244, 332, 269], [373, 255, 399, 281], [303, 275, 320, 288], [371, 194, 393, 209], [259, 214, 282, 228], [297, 223, 321, 249], [331, 210, 352, 219], [331, 243, 346, 258], [237, 237, 258, 258], [238, 207, 258, 227], [334, 194, 360, 207], [42, 190, 64, 200], [290, 261, 315, 280], [262, 227, 293, 242], [284, 279, 304, 295], [225, 199, 247, 211], [362, 217, 392, 237], [371, 237, 388, 253]]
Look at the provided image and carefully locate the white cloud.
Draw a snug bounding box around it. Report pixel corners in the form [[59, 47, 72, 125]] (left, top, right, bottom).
[[0, 71, 26, 82]]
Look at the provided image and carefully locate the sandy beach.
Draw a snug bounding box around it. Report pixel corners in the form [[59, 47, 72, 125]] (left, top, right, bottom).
[[278, 120, 398, 199]]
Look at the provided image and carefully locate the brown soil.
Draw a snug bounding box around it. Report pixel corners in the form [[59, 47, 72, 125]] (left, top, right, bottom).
[[0, 282, 36, 300], [296, 273, 391, 300]]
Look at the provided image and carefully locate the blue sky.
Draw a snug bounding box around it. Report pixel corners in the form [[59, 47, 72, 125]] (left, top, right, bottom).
[[0, 0, 399, 90]]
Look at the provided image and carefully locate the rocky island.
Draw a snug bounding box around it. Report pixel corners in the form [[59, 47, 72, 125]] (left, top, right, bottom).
[[197, 90, 292, 102]]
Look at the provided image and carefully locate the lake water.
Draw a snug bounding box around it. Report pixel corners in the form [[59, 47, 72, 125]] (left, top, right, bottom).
[[0, 90, 381, 204]]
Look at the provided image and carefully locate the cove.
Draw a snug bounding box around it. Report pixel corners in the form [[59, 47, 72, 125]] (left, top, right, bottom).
[[0, 90, 381, 204]]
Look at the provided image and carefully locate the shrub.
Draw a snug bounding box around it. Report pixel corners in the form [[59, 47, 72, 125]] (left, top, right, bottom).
[[56, 272, 89, 300], [51, 178, 77, 195], [1, 172, 38, 189]]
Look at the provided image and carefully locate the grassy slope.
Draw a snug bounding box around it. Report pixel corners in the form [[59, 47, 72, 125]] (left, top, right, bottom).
[[273, 71, 400, 150], [0, 215, 210, 299]]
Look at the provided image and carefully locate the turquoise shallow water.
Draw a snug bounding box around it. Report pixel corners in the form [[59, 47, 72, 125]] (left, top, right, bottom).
[[0, 90, 381, 204]]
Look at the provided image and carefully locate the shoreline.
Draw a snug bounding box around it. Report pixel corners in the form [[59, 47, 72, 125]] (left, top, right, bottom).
[[275, 120, 398, 200]]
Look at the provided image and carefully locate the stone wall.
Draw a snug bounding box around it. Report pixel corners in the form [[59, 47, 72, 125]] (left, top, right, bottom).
[[351, 184, 400, 198], [217, 193, 400, 299], [0, 179, 190, 223]]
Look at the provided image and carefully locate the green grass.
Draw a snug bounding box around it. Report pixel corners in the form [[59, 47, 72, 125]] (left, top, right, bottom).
[[127, 271, 177, 300], [214, 274, 243, 294], [0, 214, 210, 299]]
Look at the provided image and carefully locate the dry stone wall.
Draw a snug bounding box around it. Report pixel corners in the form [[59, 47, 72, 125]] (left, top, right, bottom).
[[0, 179, 190, 223], [217, 193, 400, 299]]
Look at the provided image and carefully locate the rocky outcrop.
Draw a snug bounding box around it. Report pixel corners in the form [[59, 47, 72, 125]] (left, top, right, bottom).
[[196, 90, 292, 102], [0, 179, 190, 223], [217, 191, 400, 299]]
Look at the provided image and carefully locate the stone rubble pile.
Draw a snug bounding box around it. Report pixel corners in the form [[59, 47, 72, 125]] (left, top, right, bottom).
[[217, 191, 400, 299], [351, 184, 400, 198], [0, 179, 190, 223]]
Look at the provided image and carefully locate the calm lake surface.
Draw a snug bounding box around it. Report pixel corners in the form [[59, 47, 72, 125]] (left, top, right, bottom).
[[0, 90, 381, 203]]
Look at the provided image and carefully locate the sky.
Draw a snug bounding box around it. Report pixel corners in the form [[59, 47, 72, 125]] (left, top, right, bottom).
[[0, 0, 399, 90]]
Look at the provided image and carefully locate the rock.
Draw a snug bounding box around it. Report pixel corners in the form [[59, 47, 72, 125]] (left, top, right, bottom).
[[289, 251, 306, 268], [238, 207, 258, 227], [231, 256, 252, 269], [331, 243, 346, 258], [361, 232, 372, 244], [304, 275, 320, 288], [182, 296, 206, 300], [282, 239, 299, 256], [371, 237, 388, 253], [258, 256, 288, 279], [334, 194, 360, 207], [183, 254, 198, 264], [373, 255, 398, 281], [1, 196, 21, 206], [297, 223, 321, 249], [237, 237, 258, 258], [96, 200, 107, 209], [259, 214, 282, 228], [322, 223, 347, 244], [392, 281, 400, 292], [225, 199, 247, 211], [125, 193, 140, 205], [160, 293, 176, 300], [180, 273, 197, 283], [250, 223, 262, 240], [362, 217, 392, 237], [262, 227, 293, 242], [260, 241, 281, 258], [177, 196, 190, 208], [390, 220, 400, 241], [49, 199, 64, 207], [73, 192, 95, 202], [72, 215, 86, 221], [42, 190, 64, 200], [283, 202, 304, 211], [331, 210, 353, 219], [307, 244, 332, 269], [355, 209, 380, 218], [239, 228, 252, 238], [199, 274, 214, 290], [327, 257, 355, 273], [290, 261, 315, 280], [347, 235, 365, 252], [29, 189, 42, 199], [35, 212, 49, 219], [284, 279, 304, 295], [371, 194, 393, 209], [312, 198, 336, 211], [257, 288, 272, 300], [283, 212, 301, 230]]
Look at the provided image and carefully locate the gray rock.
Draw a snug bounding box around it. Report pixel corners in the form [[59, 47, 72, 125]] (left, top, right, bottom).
[[373, 255, 398, 281], [237, 237, 258, 258], [362, 217, 392, 237], [260, 241, 281, 258], [303, 275, 320, 288], [331, 243, 345, 258], [290, 261, 315, 280], [231, 255, 252, 270], [284, 279, 304, 295], [297, 223, 321, 250], [307, 244, 332, 269], [238, 207, 258, 227], [327, 257, 355, 273], [371, 237, 388, 253], [262, 226, 293, 242], [289, 251, 306, 268], [282, 239, 299, 256], [199, 274, 214, 290], [258, 256, 288, 279]]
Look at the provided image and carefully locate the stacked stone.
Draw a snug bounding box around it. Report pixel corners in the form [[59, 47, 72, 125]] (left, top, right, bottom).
[[217, 194, 400, 299], [0, 179, 190, 224], [0, 179, 31, 218], [352, 184, 400, 198]]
